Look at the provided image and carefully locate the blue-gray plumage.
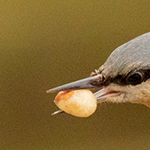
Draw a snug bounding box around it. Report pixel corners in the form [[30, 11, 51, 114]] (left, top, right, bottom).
[[101, 32, 150, 78]]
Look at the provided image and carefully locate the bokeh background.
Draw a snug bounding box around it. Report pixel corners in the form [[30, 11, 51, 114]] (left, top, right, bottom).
[[1, 1, 150, 150]]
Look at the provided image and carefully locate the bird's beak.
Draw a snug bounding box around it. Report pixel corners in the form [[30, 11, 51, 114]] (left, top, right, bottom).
[[46, 74, 102, 93]]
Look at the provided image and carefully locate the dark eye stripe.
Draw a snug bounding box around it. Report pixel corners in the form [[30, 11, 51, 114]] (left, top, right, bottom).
[[111, 69, 150, 86]]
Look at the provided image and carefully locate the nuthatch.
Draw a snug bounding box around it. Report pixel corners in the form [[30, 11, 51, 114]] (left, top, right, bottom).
[[47, 32, 150, 109]]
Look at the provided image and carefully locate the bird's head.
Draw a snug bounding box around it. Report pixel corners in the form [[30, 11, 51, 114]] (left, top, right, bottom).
[[47, 32, 150, 108]]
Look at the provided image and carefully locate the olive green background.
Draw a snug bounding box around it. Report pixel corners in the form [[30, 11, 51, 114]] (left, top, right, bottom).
[[1, 1, 150, 150]]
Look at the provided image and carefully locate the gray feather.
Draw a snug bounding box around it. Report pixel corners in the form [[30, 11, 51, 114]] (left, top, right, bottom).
[[100, 32, 150, 78]]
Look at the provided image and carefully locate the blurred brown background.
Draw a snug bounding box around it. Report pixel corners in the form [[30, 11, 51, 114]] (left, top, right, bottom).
[[1, 1, 150, 150]]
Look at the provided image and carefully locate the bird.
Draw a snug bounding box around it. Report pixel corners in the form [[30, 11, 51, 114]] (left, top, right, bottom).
[[47, 32, 150, 110]]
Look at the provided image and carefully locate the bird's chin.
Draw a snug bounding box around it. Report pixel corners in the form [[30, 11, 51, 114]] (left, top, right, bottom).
[[94, 88, 121, 103]]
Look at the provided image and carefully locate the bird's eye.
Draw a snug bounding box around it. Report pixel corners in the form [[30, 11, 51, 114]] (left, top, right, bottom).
[[127, 72, 143, 85]]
